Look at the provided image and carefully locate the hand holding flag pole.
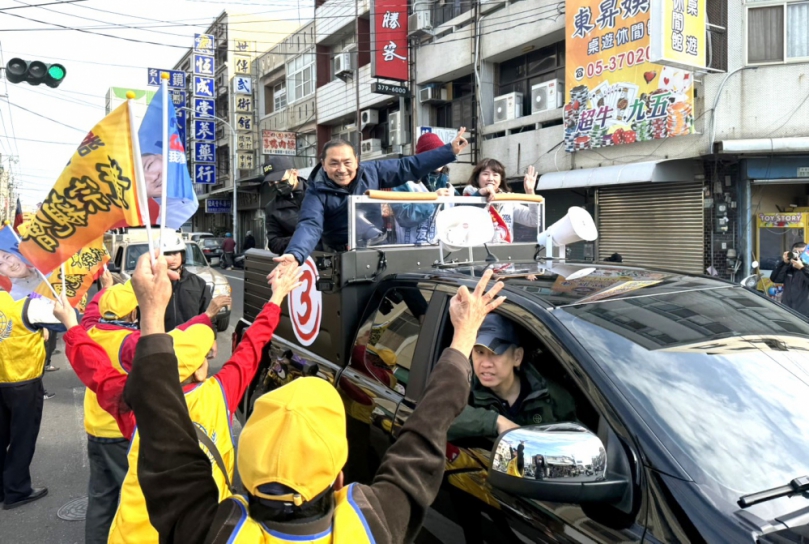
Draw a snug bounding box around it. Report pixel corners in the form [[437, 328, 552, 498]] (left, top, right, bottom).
[[127, 90, 156, 266]]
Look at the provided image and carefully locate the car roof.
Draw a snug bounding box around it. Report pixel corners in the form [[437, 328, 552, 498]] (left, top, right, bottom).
[[399, 261, 735, 307]]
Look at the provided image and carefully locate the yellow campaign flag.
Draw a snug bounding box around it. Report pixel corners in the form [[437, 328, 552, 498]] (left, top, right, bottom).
[[34, 238, 110, 311], [19, 102, 144, 273]]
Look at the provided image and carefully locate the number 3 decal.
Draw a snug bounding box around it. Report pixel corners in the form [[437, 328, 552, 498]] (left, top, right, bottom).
[[289, 257, 322, 346]]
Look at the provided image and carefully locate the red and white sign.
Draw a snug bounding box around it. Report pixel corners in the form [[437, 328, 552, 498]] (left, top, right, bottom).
[[262, 130, 296, 156], [371, 0, 408, 82], [288, 257, 322, 346]]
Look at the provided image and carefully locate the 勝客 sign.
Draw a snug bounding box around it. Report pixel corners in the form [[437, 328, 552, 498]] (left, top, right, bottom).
[[649, 0, 706, 72], [262, 130, 296, 156], [564, 0, 695, 153], [371, 0, 408, 82]]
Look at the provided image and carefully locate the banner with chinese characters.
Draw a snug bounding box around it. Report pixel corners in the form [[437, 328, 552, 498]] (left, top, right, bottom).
[[371, 0, 409, 82], [19, 103, 144, 273], [649, 0, 706, 72], [34, 238, 110, 310], [565, 0, 695, 153], [262, 130, 296, 156]]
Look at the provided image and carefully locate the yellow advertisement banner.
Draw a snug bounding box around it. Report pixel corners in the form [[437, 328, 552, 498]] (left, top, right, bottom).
[[650, 0, 707, 72], [565, 0, 695, 152]]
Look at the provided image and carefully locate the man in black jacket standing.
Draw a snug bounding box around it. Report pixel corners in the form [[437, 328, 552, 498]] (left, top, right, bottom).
[[264, 157, 307, 255], [771, 241, 809, 317], [161, 234, 213, 332]]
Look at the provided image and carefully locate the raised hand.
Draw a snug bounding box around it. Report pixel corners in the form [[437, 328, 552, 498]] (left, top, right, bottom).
[[523, 165, 537, 195], [53, 291, 78, 329], [269, 263, 304, 306], [268, 254, 298, 282], [205, 296, 232, 320], [451, 126, 469, 155], [131, 251, 172, 336], [449, 269, 506, 356], [100, 268, 114, 289]]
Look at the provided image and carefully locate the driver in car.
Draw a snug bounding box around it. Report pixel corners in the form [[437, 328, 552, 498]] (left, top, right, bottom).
[[447, 314, 577, 442]]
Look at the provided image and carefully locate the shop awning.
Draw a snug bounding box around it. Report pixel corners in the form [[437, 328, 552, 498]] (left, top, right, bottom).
[[538, 159, 696, 190]]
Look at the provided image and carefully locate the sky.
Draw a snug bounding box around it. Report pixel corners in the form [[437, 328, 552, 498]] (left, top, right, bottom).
[[0, 0, 314, 207]]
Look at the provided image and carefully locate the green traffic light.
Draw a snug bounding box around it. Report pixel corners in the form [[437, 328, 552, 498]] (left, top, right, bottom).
[[47, 65, 65, 81]]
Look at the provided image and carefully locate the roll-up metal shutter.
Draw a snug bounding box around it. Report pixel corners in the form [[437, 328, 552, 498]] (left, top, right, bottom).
[[597, 182, 704, 274]]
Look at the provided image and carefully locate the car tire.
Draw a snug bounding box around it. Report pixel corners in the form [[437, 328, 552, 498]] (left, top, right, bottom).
[[217, 315, 230, 332]]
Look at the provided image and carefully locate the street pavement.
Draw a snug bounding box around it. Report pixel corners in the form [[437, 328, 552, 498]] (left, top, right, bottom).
[[0, 270, 246, 544]]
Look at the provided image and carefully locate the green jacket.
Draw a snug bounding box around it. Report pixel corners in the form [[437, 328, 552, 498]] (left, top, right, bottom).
[[447, 363, 577, 443]]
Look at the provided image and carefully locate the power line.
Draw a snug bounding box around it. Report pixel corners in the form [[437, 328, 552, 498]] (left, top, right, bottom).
[[0, 0, 86, 11], [0, 134, 78, 145], [1, 99, 86, 132]]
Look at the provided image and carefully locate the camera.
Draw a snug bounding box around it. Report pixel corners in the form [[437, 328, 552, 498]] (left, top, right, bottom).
[[788, 252, 796, 261]]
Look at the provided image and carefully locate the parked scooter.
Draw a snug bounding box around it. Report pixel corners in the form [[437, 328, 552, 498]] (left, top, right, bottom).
[[220, 253, 245, 270]]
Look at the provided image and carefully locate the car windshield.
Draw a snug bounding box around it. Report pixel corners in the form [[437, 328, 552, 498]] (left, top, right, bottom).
[[202, 238, 223, 248], [126, 243, 209, 270], [554, 286, 809, 518]]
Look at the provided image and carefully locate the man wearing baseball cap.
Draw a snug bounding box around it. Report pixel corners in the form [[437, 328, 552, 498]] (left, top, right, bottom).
[[447, 313, 577, 443], [263, 156, 311, 255], [124, 263, 505, 543]]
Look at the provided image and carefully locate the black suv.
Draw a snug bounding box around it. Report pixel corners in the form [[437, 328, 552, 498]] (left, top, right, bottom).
[[236, 246, 809, 543]]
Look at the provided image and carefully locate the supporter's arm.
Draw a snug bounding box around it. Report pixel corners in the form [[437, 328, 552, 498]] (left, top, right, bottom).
[[512, 203, 539, 227], [284, 188, 325, 265], [24, 296, 68, 333], [124, 252, 221, 543], [374, 145, 457, 189], [214, 266, 301, 412], [356, 271, 505, 543]]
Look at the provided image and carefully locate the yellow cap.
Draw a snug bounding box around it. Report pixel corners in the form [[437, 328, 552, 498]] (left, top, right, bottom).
[[367, 346, 397, 368], [99, 281, 138, 320], [238, 377, 347, 503], [126, 91, 136, 99], [160, 72, 170, 80], [172, 324, 215, 382]]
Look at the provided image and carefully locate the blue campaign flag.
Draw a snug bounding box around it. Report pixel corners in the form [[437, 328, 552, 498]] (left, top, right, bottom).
[[0, 227, 44, 300], [138, 85, 199, 229]]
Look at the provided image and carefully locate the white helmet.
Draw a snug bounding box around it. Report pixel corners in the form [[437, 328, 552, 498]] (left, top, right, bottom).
[[160, 234, 186, 254]]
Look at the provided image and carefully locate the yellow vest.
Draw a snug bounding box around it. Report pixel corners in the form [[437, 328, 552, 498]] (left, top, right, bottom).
[[83, 327, 132, 439], [507, 458, 523, 478], [0, 292, 46, 385], [108, 378, 234, 544], [224, 484, 374, 543]]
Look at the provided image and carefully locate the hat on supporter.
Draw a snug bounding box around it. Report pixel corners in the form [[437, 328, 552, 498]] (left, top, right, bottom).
[[238, 377, 347, 505], [474, 314, 520, 355], [415, 132, 445, 155], [99, 281, 138, 320], [262, 156, 296, 182]]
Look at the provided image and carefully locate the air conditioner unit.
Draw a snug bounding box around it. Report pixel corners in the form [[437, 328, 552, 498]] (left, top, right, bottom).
[[361, 138, 382, 155], [334, 52, 353, 79], [407, 11, 433, 38], [388, 111, 410, 147], [493, 92, 523, 123], [531, 79, 563, 114], [419, 86, 447, 104], [360, 109, 379, 126]]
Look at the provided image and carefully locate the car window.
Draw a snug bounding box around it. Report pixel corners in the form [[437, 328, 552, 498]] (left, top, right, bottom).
[[351, 287, 432, 396], [202, 238, 222, 248], [114, 247, 123, 268]]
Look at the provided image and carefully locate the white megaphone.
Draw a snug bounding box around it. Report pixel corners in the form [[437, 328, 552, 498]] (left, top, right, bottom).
[[435, 206, 495, 259], [537, 207, 598, 259]]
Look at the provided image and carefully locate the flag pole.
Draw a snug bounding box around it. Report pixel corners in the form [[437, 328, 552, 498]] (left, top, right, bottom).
[[127, 91, 156, 265], [5, 226, 60, 299], [61, 263, 67, 302], [159, 73, 169, 252]]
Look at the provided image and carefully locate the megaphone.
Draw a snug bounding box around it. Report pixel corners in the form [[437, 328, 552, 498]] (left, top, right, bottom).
[[435, 206, 495, 252], [537, 207, 598, 259]]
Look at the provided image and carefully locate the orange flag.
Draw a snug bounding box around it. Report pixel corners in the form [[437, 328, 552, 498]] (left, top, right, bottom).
[[19, 102, 144, 273], [34, 238, 110, 311]]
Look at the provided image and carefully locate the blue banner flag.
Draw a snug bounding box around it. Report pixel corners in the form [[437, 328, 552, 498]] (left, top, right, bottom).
[[138, 85, 199, 229]]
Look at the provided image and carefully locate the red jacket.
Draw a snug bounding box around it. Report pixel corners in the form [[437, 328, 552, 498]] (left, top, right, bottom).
[[65, 295, 281, 439], [222, 237, 236, 253]]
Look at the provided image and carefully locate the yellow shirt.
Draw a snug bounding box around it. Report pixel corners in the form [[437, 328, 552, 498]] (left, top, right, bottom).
[[108, 378, 234, 544], [225, 484, 374, 543], [0, 292, 46, 385]]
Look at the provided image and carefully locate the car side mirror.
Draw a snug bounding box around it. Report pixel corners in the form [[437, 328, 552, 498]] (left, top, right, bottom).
[[740, 274, 761, 290], [488, 423, 627, 504]]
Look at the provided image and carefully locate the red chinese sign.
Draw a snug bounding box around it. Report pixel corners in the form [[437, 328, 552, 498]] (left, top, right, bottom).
[[262, 130, 296, 156], [371, 0, 408, 82]]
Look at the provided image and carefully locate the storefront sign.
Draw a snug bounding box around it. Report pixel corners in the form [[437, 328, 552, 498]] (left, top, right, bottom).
[[238, 152, 254, 170], [758, 213, 803, 227], [417, 126, 456, 145], [262, 130, 297, 156], [649, 0, 707, 72], [371, 0, 409, 82], [194, 33, 215, 55], [205, 199, 232, 213], [147, 68, 185, 88], [798, 167, 809, 178], [565, 0, 695, 153], [371, 82, 408, 96]]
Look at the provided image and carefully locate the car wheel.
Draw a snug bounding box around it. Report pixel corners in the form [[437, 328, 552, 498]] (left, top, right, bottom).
[[217, 315, 230, 332]]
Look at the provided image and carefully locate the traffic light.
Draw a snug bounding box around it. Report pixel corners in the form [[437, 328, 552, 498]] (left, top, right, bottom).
[[5, 58, 66, 88]]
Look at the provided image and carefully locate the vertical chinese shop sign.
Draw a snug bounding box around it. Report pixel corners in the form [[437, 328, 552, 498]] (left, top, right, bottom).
[[371, 0, 409, 82], [564, 0, 695, 153]]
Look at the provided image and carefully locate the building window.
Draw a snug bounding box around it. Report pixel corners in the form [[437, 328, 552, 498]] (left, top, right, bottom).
[[287, 51, 315, 103], [497, 41, 565, 116], [273, 82, 287, 111], [432, 0, 473, 27], [747, 1, 809, 64], [297, 133, 317, 165], [434, 75, 474, 129]]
